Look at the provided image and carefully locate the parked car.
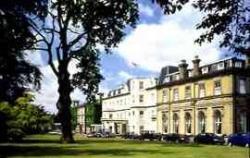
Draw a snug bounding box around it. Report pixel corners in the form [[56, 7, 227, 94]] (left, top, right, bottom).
[[194, 133, 225, 145], [228, 133, 250, 147], [139, 131, 162, 141], [162, 133, 180, 143], [101, 132, 116, 138], [86, 132, 98, 138]]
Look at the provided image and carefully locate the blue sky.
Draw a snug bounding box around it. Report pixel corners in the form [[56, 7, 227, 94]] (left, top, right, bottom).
[[29, 1, 233, 113]]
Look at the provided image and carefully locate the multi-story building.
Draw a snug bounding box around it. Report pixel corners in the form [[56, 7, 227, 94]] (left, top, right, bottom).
[[157, 56, 250, 135], [76, 104, 85, 134], [101, 78, 157, 134]]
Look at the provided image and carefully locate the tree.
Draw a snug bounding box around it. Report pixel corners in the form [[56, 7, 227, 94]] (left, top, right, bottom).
[[30, 0, 138, 143], [153, 0, 250, 55], [0, 0, 48, 102], [0, 93, 53, 142]]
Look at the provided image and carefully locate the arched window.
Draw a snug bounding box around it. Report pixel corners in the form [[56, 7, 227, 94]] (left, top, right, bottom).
[[214, 110, 222, 134], [162, 113, 168, 133], [173, 113, 179, 134], [198, 111, 206, 133], [185, 113, 192, 134]]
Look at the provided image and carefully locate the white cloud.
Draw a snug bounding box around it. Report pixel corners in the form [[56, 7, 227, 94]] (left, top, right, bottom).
[[116, 4, 222, 72], [139, 3, 154, 17], [118, 71, 134, 80]]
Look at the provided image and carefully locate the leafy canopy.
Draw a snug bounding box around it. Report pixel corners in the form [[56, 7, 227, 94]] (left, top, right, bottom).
[[153, 0, 250, 54]]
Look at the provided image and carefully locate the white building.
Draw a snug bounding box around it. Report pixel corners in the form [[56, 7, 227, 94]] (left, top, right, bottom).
[[101, 78, 157, 135]]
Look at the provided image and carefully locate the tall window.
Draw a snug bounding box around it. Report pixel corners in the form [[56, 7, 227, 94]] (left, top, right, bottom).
[[162, 113, 168, 133], [139, 111, 144, 118], [214, 80, 222, 95], [139, 125, 144, 133], [214, 110, 222, 134], [109, 114, 113, 119], [162, 90, 167, 102], [238, 78, 246, 94], [139, 95, 144, 103], [173, 113, 179, 133], [238, 111, 247, 133], [198, 111, 206, 133], [185, 86, 191, 99], [185, 113, 192, 134], [198, 83, 205, 98], [139, 81, 144, 89], [173, 88, 179, 101]]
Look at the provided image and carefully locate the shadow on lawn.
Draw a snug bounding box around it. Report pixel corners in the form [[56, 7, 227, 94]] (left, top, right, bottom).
[[0, 145, 175, 157]]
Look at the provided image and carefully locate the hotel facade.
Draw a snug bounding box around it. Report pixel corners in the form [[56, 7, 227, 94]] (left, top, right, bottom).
[[101, 56, 250, 135], [101, 78, 157, 134]]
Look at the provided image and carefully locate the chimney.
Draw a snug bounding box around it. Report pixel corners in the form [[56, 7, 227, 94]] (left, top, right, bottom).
[[192, 55, 201, 76], [178, 59, 188, 79], [246, 53, 250, 69]]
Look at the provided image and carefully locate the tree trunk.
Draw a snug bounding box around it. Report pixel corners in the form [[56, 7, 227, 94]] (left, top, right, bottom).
[[57, 62, 74, 143]]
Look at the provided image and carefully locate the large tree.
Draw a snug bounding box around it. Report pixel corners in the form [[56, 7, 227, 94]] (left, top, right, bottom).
[[0, 0, 48, 102], [153, 0, 250, 55], [30, 0, 138, 143], [0, 0, 47, 142]]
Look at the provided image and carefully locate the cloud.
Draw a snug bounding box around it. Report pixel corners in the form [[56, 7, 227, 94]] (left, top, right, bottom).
[[139, 3, 154, 17], [116, 4, 222, 72], [118, 71, 134, 80]]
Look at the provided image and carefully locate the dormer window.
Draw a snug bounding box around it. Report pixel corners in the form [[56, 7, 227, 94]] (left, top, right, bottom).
[[163, 76, 170, 83], [235, 61, 243, 68], [202, 67, 209, 74], [217, 62, 224, 70]]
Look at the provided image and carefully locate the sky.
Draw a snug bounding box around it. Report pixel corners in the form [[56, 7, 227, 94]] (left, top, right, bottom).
[[27, 1, 232, 113]]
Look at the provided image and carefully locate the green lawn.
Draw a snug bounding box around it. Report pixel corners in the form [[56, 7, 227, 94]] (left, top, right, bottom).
[[0, 134, 249, 158]]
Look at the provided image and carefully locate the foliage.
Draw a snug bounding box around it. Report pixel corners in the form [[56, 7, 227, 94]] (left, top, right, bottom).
[[0, 0, 48, 102], [29, 0, 139, 142], [85, 100, 102, 127], [0, 94, 53, 142], [153, 0, 250, 54], [70, 105, 78, 130]]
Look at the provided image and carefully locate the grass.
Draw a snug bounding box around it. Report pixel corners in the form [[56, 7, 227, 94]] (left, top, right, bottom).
[[0, 134, 249, 158]]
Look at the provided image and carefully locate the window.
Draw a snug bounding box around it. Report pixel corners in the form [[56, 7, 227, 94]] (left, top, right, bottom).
[[217, 63, 224, 70], [139, 126, 144, 133], [163, 77, 170, 83], [132, 111, 135, 116], [109, 114, 113, 119], [198, 111, 206, 133], [238, 78, 246, 94], [238, 111, 247, 133], [162, 113, 168, 133], [185, 113, 192, 134], [162, 90, 167, 102], [202, 67, 209, 74], [173, 88, 179, 101], [139, 81, 144, 89], [185, 86, 191, 99], [139, 111, 144, 118], [235, 61, 243, 68], [198, 83, 206, 98], [214, 110, 222, 134], [214, 80, 222, 95], [173, 113, 179, 133], [139, 95, 144, 103]]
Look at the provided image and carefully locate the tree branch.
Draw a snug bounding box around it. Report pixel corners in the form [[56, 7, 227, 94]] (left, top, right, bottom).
[[68, 32, 87, 48]]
